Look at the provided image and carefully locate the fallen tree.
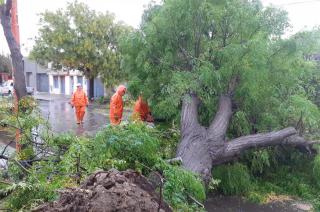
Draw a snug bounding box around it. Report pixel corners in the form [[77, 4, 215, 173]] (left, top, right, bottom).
[[121, 0, 320, 183], [177, 94, 318, 183]]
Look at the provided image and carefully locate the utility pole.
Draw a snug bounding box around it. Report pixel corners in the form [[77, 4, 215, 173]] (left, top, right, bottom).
[[11, 0, 19, 44], [11, 0, 21, 152]]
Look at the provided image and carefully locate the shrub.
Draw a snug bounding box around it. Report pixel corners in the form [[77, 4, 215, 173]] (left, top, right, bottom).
[[313, 155, 320, 187], [157, 162, 206, 210], [93, 123, 161, 173], [5, 181, 57, 211], [4, 123, 203, 211], [213, 163, 251, 195]]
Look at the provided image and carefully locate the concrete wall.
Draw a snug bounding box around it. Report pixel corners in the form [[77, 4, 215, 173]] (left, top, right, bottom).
[[23, 58, 48, 92]]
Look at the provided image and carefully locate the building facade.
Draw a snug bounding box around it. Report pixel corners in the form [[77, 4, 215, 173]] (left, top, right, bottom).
[[23, 58, 49, 92], [48, 70, 87, 96], [23, 58, 106, 98], [48, 71, 106, 98]]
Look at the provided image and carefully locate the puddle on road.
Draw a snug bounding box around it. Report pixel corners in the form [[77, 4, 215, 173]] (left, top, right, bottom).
[[37, 100, 131, 136]]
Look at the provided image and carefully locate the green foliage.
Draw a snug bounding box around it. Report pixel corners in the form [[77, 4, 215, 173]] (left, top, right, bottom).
[[313, 155, 320, 187], [121, 0, 320, 132], [0, 96, 46, 161], [208, 178, 221, 192], [157, 162, 206, 210], [31, 1, 131, 86], [61, 123, 161, 174], [213, 163, 251, 195], [211, 147, 320, 210], [243, 149, 272, 175], [156, 123, 181, 159], [229, 111, 251, 138], [5, 181, 57, 211], [3, 123, 206, 211], [230, 147, 320, 210]]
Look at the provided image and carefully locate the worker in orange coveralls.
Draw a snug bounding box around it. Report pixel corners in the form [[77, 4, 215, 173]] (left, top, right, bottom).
[[109, 85, 126, 125], [71, 83, 89, 124], [133, 96, 154, 123]]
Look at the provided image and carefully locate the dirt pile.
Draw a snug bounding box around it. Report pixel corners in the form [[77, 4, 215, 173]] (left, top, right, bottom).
[[33, 169, 172, 212]]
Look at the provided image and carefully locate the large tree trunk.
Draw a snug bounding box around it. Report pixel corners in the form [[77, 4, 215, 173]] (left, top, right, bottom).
[[176, 94, 318, 184], [0, 0, 27, 100]]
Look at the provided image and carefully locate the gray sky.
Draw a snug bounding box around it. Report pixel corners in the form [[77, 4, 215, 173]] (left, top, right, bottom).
[[1, 0, 320, 56]]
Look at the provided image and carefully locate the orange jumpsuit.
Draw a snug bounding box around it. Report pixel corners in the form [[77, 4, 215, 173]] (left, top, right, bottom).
[[133, 96, 153, 122], [109, 85, 126, 125], [71, 90, 88, 123]]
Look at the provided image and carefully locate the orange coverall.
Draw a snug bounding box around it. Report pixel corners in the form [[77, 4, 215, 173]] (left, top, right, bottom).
[[133, 96, 153, 122], [71, 90, 88, 123], [109, 85, 126, 125]]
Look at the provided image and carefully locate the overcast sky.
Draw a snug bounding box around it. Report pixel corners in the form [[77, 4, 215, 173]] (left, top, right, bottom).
[[1, 0, 320, 56]]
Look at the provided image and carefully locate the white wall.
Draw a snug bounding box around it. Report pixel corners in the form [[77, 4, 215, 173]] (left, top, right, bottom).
[[65, 76, 71, 95], [48, 75, 53, 94], [48, 72, 89, 96], [49, 75, 60, 94]]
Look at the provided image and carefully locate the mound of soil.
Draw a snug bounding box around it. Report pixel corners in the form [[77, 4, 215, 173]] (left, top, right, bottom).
[[33, 169, 172, 212]]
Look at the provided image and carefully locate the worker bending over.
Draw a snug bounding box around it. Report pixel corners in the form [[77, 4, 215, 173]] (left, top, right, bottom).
[[133, 96, 154, 123]]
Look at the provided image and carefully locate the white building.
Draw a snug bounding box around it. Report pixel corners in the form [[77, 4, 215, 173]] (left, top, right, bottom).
[[48, 70, 106, 98], [24, 59, 107, 98], [48, 70, 87, 96]]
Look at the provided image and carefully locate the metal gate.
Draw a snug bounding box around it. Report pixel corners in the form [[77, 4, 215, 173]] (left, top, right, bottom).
[[60, 76, 65, 94], [36, 73, 49, 92], [94, 78, 105, 98]]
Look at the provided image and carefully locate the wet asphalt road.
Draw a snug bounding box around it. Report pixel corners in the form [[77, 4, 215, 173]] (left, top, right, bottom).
[[38, 99, 108, 136]]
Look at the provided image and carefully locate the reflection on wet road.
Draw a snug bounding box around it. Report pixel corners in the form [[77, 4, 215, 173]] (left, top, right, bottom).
[[38, 99, 108, 136]]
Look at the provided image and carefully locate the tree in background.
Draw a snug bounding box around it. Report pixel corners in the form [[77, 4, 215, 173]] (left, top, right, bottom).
[[121, 0, 320, 183], [0, 54, 12, 73], [31, 1, 131, 98], [294, 29, 320, 107], [0, 0, 26, 99]]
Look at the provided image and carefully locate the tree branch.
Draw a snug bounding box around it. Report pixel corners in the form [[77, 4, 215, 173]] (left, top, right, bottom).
[[181, 94, 202, 133], [208, 95, 232, 142], [0, 140, 13, 155], [212, 127, 318, 165]]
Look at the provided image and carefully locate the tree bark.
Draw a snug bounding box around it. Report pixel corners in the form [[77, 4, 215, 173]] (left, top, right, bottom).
[[177, 94, 211, 183], [176, 93, 318, 184], [0, 0, 27, 100]]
